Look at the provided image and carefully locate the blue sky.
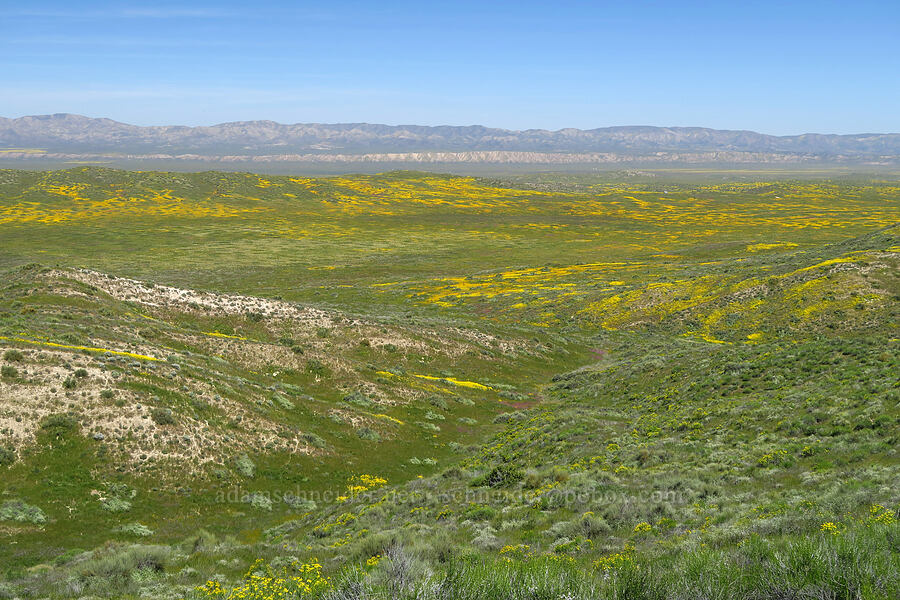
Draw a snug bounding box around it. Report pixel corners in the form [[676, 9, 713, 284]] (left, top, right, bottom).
[[2, 0, 898, 134]]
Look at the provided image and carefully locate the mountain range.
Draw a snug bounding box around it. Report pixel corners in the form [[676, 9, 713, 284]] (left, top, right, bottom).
[[2, 113, 899, 165]]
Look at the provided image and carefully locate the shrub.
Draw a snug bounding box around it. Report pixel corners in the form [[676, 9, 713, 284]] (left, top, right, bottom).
[[2, 349, 23, 362], [471, 525, 501, 550], [580, 512, 611, 537], [0, 447, 15, 467], [116, 522, 154, 537], [284, 495, 317, 511], [184, 529, 218, 554], [306, 359, 328, 376], [235, 453, 256, 478], [74, 368, 89, 378], [474, 464, 523, 488], [62, 376, 77, 389], [100, 497, 133, 513], [465, 505, 496, 521], [301, 432, 327, 449], [100, 389, 115, 399], [428, 396, 449, 410], [40, 413, 80, 441], [273, 394, 294, 410], [77, 544, 170, 585], [264, 519, 304, 540], [0, 365, 17, 379], [493, 411, 527, 424], [0, 500, 47, 524], [357, 427, 381, 442], [150, 408, 175, 426], [344, 391, 372, 407], [247, 492, 273, 511]]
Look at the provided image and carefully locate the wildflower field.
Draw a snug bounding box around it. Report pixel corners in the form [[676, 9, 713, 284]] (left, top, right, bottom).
[[0, 167, 897, 598]]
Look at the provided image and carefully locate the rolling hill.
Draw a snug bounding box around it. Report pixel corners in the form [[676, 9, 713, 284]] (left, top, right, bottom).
[[0, 168, 897, 599]]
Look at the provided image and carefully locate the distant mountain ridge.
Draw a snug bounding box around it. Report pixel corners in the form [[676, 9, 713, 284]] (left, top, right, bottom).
[[2, 113, 899, 163]]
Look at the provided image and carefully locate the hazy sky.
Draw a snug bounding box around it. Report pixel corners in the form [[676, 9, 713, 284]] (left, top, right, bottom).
[[2, 0, 898, 134]]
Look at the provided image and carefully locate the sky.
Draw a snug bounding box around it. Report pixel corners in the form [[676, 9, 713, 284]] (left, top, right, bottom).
[[1, 0, 898, 134]]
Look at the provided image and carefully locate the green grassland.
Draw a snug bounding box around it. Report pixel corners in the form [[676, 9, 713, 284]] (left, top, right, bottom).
[[0, 167, 897, 599]]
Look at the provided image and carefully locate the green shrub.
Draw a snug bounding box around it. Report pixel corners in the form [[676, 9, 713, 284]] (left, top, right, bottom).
[[306, 359, 328, 376], [234, 453, 255, 478], [264, 519, 304, 540], [150, 407, 175, 426], [0, 582, 19, 598], [77, 544, 170, 585], [247, 492, 273, 511], [273, 394, 294, 410], [580, 512, 611, 537], [493, 410, 527, 424], [99, 483, 136, 513], [0, 365, 17, 379], [100, 497, 133, 513], [2, 349, 23, 362], [74, 368, 88, 378], [301, 432, 327, 449], [284, 495, 317, 511], [465, 505, 496, 521], [116, 522, 154, 537], [344, 391, 372, 407], [0, 446, 15, 467], [473, 464, 523, 488], [357, 427, 381, 442], [428, 396, 449, 410], [0, 500, 47, 524], [40, 413, 80, 441]]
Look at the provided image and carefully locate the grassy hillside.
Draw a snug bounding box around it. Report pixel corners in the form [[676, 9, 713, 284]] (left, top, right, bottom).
[[0, 168, 897, 599]]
